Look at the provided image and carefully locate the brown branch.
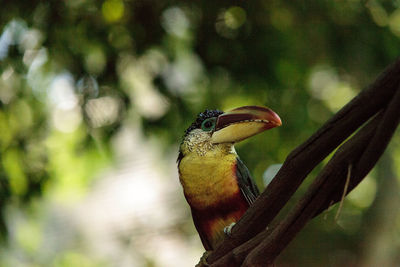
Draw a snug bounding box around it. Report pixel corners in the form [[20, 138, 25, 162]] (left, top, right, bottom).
[[210, 110, 383, 266], [242, 83, 400, 265], [200, 58, 400, 266]]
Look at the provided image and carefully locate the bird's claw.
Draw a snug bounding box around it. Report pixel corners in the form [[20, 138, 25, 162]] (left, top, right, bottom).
[[223, 222, 236, 237], [196, 251, 212, 267]]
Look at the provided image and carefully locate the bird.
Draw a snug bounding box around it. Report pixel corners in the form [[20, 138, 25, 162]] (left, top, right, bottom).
[[177, 105, 282, 251]]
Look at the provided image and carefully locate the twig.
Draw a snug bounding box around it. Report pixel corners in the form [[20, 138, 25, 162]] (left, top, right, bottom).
[[323, 200, 335, 220], [335, 164, 352, 221]]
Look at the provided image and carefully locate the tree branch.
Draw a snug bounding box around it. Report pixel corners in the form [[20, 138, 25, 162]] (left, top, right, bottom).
[[200, 58, 400, 266], [210, 110, 383, 267], [243, 83, 400, 265]]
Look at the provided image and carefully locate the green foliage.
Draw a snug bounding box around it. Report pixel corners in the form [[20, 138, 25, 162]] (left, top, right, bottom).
[[0, 0, 400, 265]]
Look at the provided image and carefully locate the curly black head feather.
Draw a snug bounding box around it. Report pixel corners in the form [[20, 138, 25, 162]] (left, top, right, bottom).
[[177, 109, 224, 164], [184, 109, 223, 136]]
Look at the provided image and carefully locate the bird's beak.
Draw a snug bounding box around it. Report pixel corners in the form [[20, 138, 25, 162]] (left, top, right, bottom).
[[211, 105, 282, 144]]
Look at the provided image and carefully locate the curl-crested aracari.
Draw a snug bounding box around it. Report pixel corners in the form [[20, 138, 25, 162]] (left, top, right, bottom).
[[177, 106, 282, 250]]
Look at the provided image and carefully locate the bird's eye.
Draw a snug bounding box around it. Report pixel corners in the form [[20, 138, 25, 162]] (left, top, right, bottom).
[[201, 118, 216, 132]]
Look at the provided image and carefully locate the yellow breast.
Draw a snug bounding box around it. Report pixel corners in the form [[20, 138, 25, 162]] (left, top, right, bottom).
[[178, 150, 239, 210]]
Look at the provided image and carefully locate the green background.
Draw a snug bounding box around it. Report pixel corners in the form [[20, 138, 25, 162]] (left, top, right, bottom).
[[0, 1, 399, 266]]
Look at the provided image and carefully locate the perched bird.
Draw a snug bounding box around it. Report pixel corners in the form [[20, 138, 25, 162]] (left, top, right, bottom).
[[177, 105, 282, 250]]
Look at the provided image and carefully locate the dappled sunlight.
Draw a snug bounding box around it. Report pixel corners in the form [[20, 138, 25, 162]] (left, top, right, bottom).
[[308, 65, 357, 112], [367, 1, 389, 27], [52, 107, 82, 133], [48, 74, 82, 133], [366, 3, 400, 39], [2, 148, 27, 196], [215, 6, 247, 39], [1, 1, 400, 266], [161, 7, 190, 39], [118, 53, 170, 120], [0, 67, 17, 104], [224, 7, 247, 30], [1, 124, 202, 267], [348, 175, 377, 209], [389, 9, 400, 37], [49, 74, 78, 110], [85, 96, 121, 128], [84, 46, 107, 75], [162, 52, 205, 96], [73, 126, 201, 266], [0, 19, 30, 60], [102, 0, 125, 23], [27, 48, 51, 100]]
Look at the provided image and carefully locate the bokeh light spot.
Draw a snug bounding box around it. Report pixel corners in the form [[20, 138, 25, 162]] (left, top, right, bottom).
[[52, 106, 82, 133], [161, 7, 190, 38], [84, 46, 106, 75], [224, 6, 247, 29], [85, 96, 121, 128], [389, 9, 400, 37], [48, 73, 78, 110], [3, 148, 27, 196], [108, 26, 132, 49], [308, 66, 338, 100], [118, 52, 170, 119], [325, 83, 357, 112], [102, 0, 124, 23], [53, 251, 99, 267], [348, 175, 377, 209], [215, 7, 247, 39], [16, 219, 42, 255], [9, 99, 33, 132], [0, 67, 18, 104], [308, 65, 357, 112], [0, 111, 12, 149], [367, 1, 388, 27]]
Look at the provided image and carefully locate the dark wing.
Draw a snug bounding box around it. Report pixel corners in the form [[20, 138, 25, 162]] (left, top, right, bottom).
[[236, 157, 260, 205]]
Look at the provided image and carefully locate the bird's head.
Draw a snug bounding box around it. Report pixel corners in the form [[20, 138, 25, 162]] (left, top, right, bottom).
[[178, 106, 282, 162]]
